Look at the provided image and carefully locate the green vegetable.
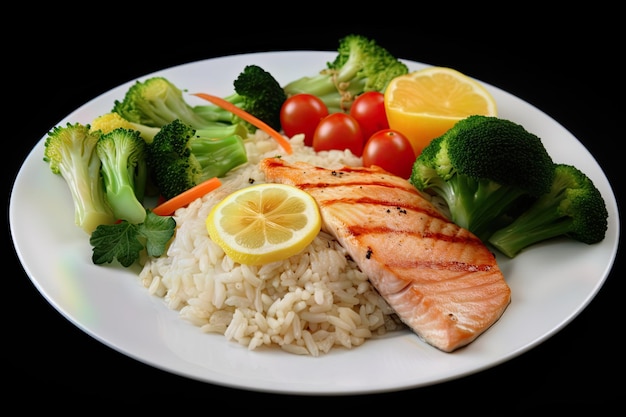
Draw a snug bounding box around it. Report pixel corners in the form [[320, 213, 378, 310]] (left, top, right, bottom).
[[409, 115, 555, 242], [282, 34, 409, 113], [488, 163, 608, 258], [91, 112, 161, 144], [112, 76, 244, 131], [96, 128, 148, 224], [147, 119, 248, 200], [90, 210, 176, 267], [43, 122, 116, 234], [193, 64, 287, 132]]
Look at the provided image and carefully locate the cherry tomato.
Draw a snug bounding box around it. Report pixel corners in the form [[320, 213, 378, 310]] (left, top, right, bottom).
[[280, 94, 329, 146], [349, 91, 389, 143], [313, 113, 364, 156], [362, 129, 415, 178]]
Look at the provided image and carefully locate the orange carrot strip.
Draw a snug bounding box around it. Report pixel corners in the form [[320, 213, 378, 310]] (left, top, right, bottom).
[[152, 177, 222, 216], [192, 92, 293, 155]]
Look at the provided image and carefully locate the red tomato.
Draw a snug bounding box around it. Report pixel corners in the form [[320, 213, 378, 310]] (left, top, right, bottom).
[[362, 129, 416, 178], [313, 113, 364, 156], [349, 91, 389, 143], [280, 94, 329, 146]]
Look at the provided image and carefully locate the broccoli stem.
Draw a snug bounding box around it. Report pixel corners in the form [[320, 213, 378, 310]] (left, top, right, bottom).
[[192, 93, 246, 124], [65, 168, 117, 233], [488, 209, 572, 258], [283, 70, 365, 113], [447, 174, 531, 242], [103, 185, 147, 225], [284, 73, 340, 98], [190, 134, 248, 181], [195, 122, 248, 141], [192, 103, 234, 124]]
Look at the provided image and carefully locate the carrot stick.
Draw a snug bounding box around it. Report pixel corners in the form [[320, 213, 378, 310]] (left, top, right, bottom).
[[152, 177, 222, 216], [192, 92, 293, 155]]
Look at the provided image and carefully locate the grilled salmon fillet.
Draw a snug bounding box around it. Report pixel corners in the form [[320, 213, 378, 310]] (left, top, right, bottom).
[[260, 157, 511, 352]]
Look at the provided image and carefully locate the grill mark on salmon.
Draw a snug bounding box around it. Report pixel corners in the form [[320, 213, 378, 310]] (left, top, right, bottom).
[[260, 157, 511, 352]]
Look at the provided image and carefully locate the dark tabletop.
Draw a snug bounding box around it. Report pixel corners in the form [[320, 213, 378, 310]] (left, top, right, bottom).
[[6, 11, 621, 412]]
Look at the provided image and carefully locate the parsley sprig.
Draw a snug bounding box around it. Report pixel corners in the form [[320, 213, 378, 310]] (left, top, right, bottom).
[[90, 210, 176, 267]]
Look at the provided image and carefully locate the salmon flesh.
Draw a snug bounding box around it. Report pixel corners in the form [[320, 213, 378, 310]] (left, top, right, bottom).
[[260, 157, 511, 352]]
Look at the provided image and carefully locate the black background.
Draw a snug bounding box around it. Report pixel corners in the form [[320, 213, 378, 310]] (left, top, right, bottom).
[[6, 8, 621, 412]]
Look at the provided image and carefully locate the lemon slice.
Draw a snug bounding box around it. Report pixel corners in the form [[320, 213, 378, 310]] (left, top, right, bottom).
[[384, 66, 497, 156], [206, 183, 322, 265]]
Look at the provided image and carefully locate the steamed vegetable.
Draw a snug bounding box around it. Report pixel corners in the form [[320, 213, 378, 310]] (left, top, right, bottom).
[[43, 122, 116, 234], [112, 76, 246, 132], [488, 163, 608, 257], [96, 128, 148, 224], [283, 34, 409, 113], [192, 64, 287, 132], [146, 119, 247, 200], [409, 115, 555, 242]]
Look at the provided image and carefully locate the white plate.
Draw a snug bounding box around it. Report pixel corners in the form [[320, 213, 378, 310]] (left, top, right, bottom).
[[9, 51, 620, 395]]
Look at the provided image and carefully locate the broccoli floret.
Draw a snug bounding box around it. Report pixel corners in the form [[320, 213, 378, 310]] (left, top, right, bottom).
[[192, 64, 286, 132], [91, 112, 161, 144], [112, 76, 243, 130], [43, 122, 116, 234], [409, 115, 555, 242], [147, 119, 248, 200], [96, 128, 148, 224], [488, 163, 608, 258], [282, 34, 409, 113]]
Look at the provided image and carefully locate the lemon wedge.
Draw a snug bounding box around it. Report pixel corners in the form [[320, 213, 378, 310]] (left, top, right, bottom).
[[206, 183, 321, 265], [384, 66, 497, 157]]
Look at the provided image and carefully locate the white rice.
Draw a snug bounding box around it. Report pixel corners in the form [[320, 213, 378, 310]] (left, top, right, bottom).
[[139, 130, 403, 356]]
